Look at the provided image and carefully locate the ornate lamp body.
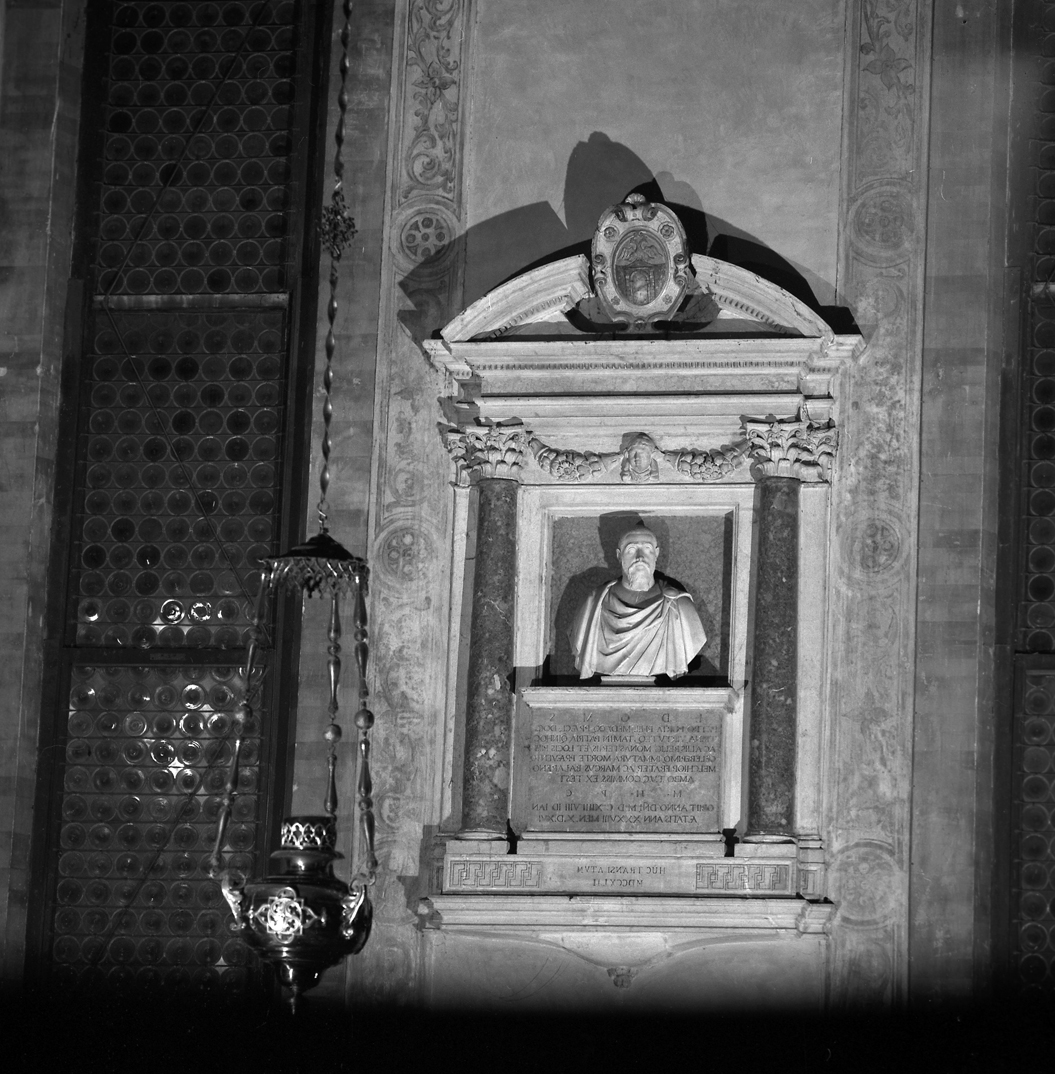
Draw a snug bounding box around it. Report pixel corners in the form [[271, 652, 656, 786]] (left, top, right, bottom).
[[223, 816, 372, 1006], [211, 536, 375, 1009]]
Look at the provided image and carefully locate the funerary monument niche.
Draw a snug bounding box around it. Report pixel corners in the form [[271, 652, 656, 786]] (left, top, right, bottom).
[[427, 192, 860, 903]]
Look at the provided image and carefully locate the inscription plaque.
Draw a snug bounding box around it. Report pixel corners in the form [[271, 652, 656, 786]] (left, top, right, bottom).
[[519, 697, 723, 834], [442, 851, 800, 895]]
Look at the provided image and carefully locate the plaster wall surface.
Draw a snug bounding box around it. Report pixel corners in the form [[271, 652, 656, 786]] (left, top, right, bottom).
[[910, 1, 1010, 1002], [291, 0, 395, 823], [424, 930, 828, 1011], [464, 0, 846, 307]]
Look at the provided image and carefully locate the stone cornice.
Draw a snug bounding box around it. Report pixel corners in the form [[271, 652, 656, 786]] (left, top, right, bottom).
[[423, 894, 835, 932], [441, 256, 592, 343], [425, 334, 862, 400], [690, 255, 833, 338]]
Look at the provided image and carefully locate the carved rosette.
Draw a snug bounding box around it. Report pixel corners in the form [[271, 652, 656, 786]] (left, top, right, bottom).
[[392, 201, 459, 277], [741, 417, 838, 483], [529, 437, 605, 482], [445, 426, 529, 485]]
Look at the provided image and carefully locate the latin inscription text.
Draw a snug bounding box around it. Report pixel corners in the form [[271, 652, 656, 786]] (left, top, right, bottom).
[[525, 707, 722, 832]]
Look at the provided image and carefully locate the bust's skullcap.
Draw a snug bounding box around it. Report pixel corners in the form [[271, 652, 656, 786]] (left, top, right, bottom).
[[617, 523, 658, 554]]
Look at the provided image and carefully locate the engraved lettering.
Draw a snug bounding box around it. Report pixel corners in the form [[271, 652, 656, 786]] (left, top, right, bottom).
[[525, 706, 722, 832]]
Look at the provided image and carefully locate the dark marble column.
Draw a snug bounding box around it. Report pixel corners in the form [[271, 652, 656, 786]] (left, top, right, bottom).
[[446, 425, 528, 838], [748, 475, 800, 835], [741, 414, 838, 842], [461, 478, 518, 835]]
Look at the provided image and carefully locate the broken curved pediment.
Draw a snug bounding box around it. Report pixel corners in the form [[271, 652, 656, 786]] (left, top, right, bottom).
[[439, 190, 840, 346], [440, 252, 837, 343]]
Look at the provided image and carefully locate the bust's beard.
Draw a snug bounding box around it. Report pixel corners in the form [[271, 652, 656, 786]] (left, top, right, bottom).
[[623, 561, 655, 592]]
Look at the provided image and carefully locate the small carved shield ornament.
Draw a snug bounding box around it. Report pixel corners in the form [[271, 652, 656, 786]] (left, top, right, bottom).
[[591, 193, 690, 327]]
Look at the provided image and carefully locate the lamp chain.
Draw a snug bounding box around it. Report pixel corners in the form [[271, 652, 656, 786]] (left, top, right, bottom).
[[323, 592, 342, 816], [352, 576, 377, 886], [317, 0, 357, 534]]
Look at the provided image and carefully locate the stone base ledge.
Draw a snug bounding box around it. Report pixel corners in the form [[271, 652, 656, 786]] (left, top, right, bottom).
[[424, 894, 834, 933], [441, 837, 824, 897]]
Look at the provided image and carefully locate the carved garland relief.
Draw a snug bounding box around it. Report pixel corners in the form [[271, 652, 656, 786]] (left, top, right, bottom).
[[443, 420, 839, 487]]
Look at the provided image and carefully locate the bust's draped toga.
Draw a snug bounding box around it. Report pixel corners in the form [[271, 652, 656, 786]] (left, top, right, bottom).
[[569, 580, 707, 679]]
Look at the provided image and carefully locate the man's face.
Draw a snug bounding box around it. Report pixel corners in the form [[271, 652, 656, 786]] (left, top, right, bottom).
[[619, 535, 659, 591]]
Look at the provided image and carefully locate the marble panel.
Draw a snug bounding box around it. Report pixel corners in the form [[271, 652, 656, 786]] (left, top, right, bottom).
[[512, 688, 729, 837]]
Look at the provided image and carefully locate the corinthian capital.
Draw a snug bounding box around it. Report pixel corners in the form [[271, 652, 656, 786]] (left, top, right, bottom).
[[445, 424, 530, 485], [741, 415, 838, 483]]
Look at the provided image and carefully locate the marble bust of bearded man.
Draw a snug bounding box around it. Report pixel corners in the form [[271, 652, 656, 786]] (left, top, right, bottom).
[[569, 523, 707, 680]]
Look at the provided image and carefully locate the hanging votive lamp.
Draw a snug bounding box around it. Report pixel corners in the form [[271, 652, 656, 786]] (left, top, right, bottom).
[[218, 540, 375, 1009], [211, 0, 376, 1011]]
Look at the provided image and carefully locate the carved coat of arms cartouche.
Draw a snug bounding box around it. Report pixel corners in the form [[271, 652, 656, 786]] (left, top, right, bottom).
[[591, 193, 690, 327]]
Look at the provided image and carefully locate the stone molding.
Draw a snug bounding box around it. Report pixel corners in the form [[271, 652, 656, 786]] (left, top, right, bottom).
[[426, 333, 862, 402], [437, 253, 838, 344], [795, 840, 827, 901], [440, 855, 817, 898], [445, 424, 529, 484], [441, 256, 592, 344], [423, 894, 835, 933], [690, 256, 833, 338], [742, 416, 838, 483]]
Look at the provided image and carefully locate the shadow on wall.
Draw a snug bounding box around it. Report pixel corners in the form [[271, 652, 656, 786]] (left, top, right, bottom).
[[397, 131, 852, 342]]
